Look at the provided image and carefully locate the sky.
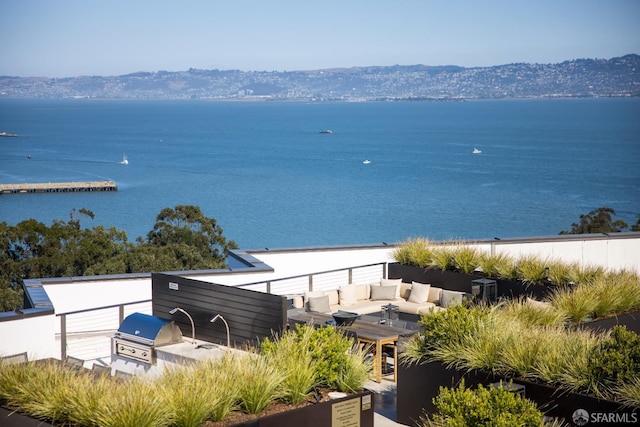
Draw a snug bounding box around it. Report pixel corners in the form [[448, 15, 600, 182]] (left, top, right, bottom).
[[1, 0, 639, 78]]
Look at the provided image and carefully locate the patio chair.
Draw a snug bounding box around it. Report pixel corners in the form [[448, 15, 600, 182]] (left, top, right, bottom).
[[1, 351, 28, 365]]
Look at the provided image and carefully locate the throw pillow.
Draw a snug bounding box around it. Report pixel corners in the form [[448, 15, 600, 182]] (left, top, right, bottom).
[[307, 295, 331, 313], [440, 290, 464, 308], [381, 278, 403, 299], [428, 287, 442, 304], [408, 282, 431, 304], [370, 284, 397, 301], [339, 285, 357, 307], [304, 290, 325, 303], [355, 284, 370, 300]]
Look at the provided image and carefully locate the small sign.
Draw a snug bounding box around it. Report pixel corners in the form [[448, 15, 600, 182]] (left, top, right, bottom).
[[332, 397, 360, 427], [361, 394, 371, 411], [168, 282, 179, 290]]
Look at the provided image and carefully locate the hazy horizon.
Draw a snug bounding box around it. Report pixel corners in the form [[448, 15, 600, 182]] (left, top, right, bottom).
[[3, 53, 639, 80], [1, 1, 639, 78]]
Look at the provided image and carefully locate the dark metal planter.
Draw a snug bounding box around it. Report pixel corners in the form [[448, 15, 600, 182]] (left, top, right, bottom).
[[0, 406, 55, 427], [228, 390, 374, 427], [2, 391, 374, 427], [579, 310, 640, 334], [396, 360, 639, 426], [396, 360, 491, 425], [388, 263, 553, 300]]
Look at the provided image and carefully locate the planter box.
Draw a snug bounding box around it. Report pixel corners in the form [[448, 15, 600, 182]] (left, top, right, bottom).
[[388, 263, 552, 301], [217, 390, 374, 427], [397, 360, 639, 426], [0, 407, 55, 427], [579, 310, 640, 334], [396, 360, 491, 425], [1, 391, 374, 427]]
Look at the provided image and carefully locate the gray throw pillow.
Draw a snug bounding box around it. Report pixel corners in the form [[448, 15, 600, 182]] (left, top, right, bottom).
[[370, 284, 397, 301], [440, 290, 464, 308], [307, 295, 331, 313]]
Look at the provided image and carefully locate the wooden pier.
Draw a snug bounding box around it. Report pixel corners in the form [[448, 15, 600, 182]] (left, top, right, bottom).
[[0, 180, 117, 195]]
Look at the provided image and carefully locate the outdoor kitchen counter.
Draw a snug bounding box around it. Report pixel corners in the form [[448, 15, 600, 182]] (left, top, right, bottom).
[[156, 338, 242, 366]]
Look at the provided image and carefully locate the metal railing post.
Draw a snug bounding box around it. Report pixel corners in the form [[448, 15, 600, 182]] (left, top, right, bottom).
[[348, 268, 353, 284], [308, 275, 313, 291], [60, 314, 67, 361]]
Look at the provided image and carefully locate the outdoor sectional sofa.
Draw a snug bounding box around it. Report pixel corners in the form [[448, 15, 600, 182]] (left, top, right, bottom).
[[290, 278, 469, 317]]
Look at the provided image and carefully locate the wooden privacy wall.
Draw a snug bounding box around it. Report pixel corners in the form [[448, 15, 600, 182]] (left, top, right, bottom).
[[152, 273, 287, 347]]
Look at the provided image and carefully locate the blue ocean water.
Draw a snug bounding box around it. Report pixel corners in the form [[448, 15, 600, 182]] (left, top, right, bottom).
[[1, 98, 639, 249]]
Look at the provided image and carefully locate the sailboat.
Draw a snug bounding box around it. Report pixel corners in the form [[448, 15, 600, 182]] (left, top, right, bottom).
[[472, 148, 482, 154], [363, 159, 371, 165], [120, 154, 129, 165]]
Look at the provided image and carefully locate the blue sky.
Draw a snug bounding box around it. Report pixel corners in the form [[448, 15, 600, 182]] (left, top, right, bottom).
[[1, 0, 639, 77]]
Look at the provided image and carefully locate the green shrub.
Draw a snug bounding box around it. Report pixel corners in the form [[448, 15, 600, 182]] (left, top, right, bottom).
[[304, 325, 353, 389], [263, 324, 357, 391], [590, 326, 640, 387], [419, 380, 549, 427]]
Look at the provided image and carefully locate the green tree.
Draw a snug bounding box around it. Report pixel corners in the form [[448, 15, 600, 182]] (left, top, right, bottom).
[[560, 207, 629, 235], [0, 206, 238, 312], [144, 205, 238, 269], [631, 215, 640, 232]]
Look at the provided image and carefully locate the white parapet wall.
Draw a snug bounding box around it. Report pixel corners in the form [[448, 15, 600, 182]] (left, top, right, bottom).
[[2, 234, 639, 361]]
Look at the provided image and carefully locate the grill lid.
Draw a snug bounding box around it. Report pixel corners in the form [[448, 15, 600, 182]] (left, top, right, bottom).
[[116, 312, 182, 346]]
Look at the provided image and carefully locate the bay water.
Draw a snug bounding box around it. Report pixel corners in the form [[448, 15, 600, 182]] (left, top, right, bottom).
[[1, 98, 639, 249]]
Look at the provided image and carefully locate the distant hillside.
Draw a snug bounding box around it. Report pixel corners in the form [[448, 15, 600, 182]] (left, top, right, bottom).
[[1, 55, 638, 101]]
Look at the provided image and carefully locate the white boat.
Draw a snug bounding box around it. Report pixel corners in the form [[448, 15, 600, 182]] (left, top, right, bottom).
[[120, 154, 129, 165], [472, 148, 482, 154], [363, 159, 371, 164]]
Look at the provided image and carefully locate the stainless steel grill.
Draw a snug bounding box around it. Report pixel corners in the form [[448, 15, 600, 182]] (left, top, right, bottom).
[[113, 312, 183, 364]]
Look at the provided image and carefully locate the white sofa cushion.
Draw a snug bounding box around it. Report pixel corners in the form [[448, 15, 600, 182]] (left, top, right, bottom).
[[408, 282, 431, 304], [339, 285, 357, 307]]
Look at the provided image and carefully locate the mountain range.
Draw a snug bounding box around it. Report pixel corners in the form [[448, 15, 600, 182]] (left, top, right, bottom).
[[1, 54, 638, 101]]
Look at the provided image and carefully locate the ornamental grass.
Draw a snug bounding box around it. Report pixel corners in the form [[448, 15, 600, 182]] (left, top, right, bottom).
[[0, 324, 370, 426], [402, 302, 636, 402]]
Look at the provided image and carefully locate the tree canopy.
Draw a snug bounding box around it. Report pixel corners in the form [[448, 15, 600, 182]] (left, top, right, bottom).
[[0, 206, 238, 312], [559, 207, 637, 235]]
